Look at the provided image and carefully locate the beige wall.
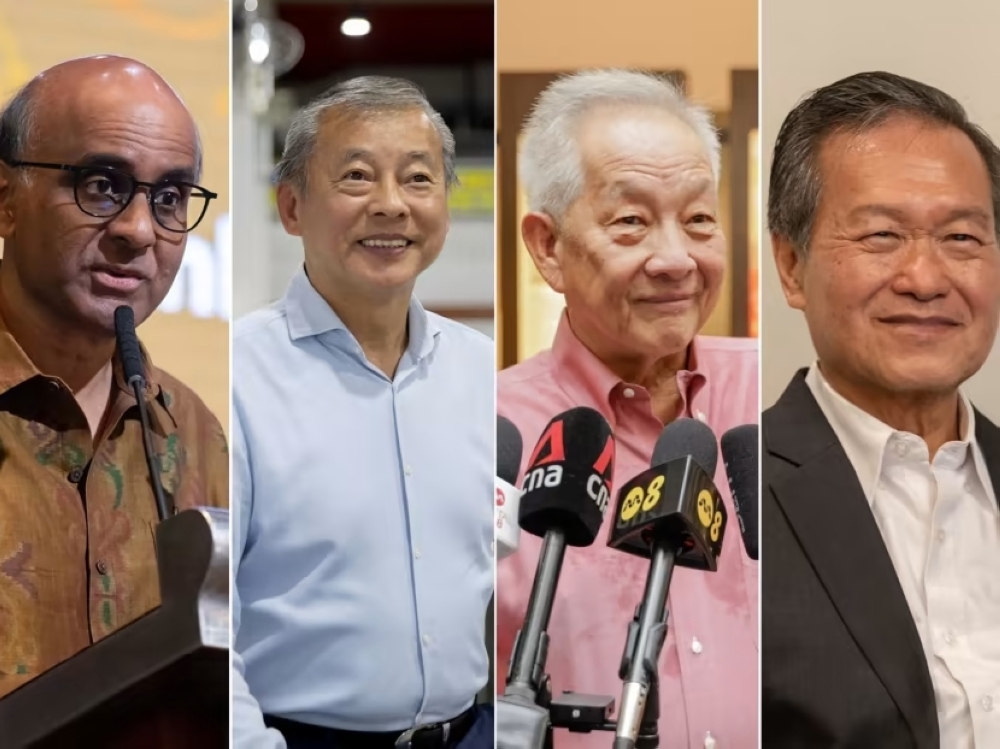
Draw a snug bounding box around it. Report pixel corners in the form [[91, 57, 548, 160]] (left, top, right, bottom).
[[762, 0, 1000, 420], [0, 0, 229, 428], [497, 0, 757, 111]]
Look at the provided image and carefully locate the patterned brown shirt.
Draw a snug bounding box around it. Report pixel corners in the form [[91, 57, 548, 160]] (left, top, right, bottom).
[[0, 313, 228, 698]]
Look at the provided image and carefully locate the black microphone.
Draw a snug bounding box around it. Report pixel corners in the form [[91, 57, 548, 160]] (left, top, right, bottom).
[[496, 416, 524, 560], [721, 424, 758, 560], [114, 305, 171, 523], [498, 416, 523, 485], [504, 406, 616, 704], [607, 418, 726, 749]]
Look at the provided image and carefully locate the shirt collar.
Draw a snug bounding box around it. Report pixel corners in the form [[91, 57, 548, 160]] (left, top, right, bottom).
[[0, 303, 175, 429], [805, 362, 984, 506], [283, 264, 440, 363], [550, 311, 707, 426], [0, 308, 37, 395]]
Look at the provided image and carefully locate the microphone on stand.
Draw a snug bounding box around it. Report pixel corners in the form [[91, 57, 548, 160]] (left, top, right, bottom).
[[606, 418, 727, 749], [721, 424, 759, 560], [498, 407, 616, 749], [497, 416, 524, 560], [114, 305, 172, 523], [505, 406, 615, 700]]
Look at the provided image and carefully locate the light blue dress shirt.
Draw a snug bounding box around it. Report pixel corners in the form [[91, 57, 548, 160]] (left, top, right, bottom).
[[232, 267, 494, 748]]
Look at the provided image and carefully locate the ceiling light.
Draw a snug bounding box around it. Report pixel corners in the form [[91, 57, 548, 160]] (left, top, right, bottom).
[[248, 38, 270, 63], [248, 21, 270, 63], [341, 16, 371, 37]]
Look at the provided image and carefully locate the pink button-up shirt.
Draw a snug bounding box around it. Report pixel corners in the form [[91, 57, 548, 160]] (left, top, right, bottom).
[[497, 315, 759, 749]]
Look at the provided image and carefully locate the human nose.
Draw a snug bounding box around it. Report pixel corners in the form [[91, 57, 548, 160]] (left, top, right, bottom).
[[367, 177, 409, 219], [891, 238, 952, 301], [106, 188, 157, 249]]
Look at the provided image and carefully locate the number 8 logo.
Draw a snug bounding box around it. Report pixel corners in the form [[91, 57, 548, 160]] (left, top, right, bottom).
[[641, 475, 664, 511], [710, 509, 723, 542], [620, 474, 666, 521]]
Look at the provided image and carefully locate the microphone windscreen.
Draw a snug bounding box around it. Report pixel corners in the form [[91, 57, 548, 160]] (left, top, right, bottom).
[[113, 305, 144, 384], [497, 416, 523, 485], [519, 406, 615, 546], [721, 424, 759, 560], [652, 417, 718, 476]]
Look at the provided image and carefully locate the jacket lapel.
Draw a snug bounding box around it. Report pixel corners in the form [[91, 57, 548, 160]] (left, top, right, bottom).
[[765, 371, 938, 749], [974, 409, 1000, 510]]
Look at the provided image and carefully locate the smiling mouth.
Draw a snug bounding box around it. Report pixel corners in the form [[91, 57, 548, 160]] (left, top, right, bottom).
[[878, 316, 961, 327], [637, 295, 696, 307], [358, 238, 413, 249]]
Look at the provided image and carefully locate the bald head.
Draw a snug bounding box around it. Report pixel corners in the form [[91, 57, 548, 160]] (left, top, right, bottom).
[[0, 55, 202, 178], [0, 56, 210, 338]]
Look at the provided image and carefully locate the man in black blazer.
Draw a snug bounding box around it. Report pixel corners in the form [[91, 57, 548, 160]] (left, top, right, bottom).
[[763, 72, 1000, 748]]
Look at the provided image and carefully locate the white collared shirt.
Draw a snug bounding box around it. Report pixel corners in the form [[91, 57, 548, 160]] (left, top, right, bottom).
[[806, 364, 1000, 748]]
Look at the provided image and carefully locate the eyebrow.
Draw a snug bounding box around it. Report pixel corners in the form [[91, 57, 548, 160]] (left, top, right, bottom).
[[846, 203, 993, 227], [603, 174, 715, 201], [339, 149, 439, 168], [76, 152, 199, 184]]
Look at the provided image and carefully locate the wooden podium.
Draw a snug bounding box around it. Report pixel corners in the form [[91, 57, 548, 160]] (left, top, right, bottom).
[[0, 508, 230, 748]]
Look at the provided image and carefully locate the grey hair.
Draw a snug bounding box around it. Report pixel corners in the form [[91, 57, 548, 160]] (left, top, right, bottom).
[[0, 78, 41, 166], [518, 69, 721, 220], [274, 75, 458, 191], [769, 70, 1000, 255]]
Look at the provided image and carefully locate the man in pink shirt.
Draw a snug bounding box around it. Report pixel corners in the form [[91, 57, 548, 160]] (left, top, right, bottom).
[[497, 70, 759, 749]]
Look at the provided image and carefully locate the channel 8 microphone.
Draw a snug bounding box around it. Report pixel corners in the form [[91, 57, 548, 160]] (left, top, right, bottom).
[[497, 416, 524, 560], [721, 424, 758, 560], [606, 418, 726, 749], [499, 407, 615, 749]]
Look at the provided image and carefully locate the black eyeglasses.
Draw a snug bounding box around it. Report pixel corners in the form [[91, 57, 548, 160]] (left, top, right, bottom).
[[5, 160, 218, 234]]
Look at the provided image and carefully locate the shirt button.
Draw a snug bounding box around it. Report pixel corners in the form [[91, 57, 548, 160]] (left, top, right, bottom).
[[414, 547, 422, 559], [691, 637, 703, 654], [982, 695, 994, 712], [944, 631, 956, 646], [404, 465, 413, 476], [695, 410, 707, 423], [68, 466, 85, 483], [895, 442, 907, 457], [95, 559, 108, 575], [623, 387, 635, 399], [422, 634, 432, 647], [704, 732, 716, 749], [937, 529, 946, 542]]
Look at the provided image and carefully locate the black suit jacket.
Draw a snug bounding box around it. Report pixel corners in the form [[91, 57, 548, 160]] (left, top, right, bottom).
[[762, 370, 1000, 749]]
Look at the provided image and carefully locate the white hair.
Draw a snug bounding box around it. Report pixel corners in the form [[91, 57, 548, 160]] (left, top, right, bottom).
[[518, 69, 721, 220]]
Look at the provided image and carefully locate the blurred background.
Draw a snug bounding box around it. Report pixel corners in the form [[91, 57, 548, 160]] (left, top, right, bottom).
[[0, 0, 230, 426], [496, 0, 758, 369], [232, 0, 495, 338]]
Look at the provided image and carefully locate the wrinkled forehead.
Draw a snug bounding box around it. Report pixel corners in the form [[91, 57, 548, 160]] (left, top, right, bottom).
[[316, 105, 443, 159], [816, 120, 995, 220], [574, 104, 714, 186]]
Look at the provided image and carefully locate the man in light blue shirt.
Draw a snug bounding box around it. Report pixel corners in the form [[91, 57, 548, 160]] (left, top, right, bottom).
[[232, 76, 495, 749]]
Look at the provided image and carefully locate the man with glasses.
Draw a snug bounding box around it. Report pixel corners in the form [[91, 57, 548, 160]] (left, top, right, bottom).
[[0, 55, 227, 699]]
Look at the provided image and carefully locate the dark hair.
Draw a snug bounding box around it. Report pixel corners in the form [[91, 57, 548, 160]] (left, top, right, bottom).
[[768, 71, 1000, 253], [0, 79, 39, 164]]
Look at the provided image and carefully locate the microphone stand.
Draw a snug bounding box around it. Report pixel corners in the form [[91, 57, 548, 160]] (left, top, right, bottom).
[[537, 549, 674, 748], [499, 543, 672, 749]]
